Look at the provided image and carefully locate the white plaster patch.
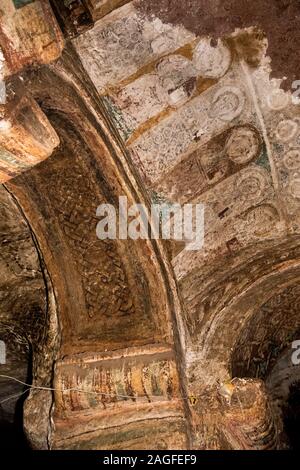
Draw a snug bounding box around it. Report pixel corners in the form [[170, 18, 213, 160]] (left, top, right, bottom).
[[0, 119, 12, 132], [73, 3, 195, 92], [267, 88, 290, 111]]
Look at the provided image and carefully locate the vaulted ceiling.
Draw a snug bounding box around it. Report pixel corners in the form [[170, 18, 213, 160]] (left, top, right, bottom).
[[1, 0, 300, 450]]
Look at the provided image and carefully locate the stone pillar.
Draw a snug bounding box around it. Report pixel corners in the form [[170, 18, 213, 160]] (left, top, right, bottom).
[[0, 85, 59, 183]]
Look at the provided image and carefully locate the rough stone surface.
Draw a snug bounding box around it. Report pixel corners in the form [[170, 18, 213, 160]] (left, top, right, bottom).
[[0, 0, 64, 75], [1, 0, 300, 451]]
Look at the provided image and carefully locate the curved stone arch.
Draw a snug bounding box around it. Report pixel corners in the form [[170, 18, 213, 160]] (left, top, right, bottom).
[[0, 184, 59, 449], [183, 247, 300, 450], [6, 56, 181, 351], [231, 282, 300, 380], [4, 49, 190, 449], [184, 237, 300, 388]]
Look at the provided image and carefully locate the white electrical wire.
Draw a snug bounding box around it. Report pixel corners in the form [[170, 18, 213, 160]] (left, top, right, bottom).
[[0, 374, 196, 404]]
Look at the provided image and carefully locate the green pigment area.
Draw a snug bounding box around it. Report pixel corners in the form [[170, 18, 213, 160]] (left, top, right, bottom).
[[13, 0, 34, 9]]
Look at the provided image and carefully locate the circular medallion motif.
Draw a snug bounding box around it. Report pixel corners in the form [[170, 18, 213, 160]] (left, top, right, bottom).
[[209, 86, 245, 121], [226, 126, 261, 165], [283, 149, 300, 170], [235, 168, 267, 201], [275, 119, 298, 142], [193, 38, 231, 79], [289, 178, 300, 199], [267, 89, 289, 110]]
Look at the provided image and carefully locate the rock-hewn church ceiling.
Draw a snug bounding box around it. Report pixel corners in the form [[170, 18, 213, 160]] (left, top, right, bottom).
[[0, 0, 300, 451]]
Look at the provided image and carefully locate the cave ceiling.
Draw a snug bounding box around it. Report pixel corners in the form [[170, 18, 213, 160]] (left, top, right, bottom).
[[0, 0, 300, 451]]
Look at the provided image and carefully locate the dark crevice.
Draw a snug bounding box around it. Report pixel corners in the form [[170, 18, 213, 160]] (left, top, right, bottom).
[[0, 345, 32, 450], [282, 381, 300, 449]]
